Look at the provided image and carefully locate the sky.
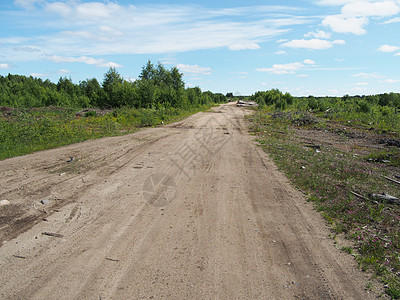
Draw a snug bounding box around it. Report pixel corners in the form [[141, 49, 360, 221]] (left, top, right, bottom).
[[0, 0, 399, 96]]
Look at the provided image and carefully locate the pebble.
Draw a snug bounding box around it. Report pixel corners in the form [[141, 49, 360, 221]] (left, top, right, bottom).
[[0, 200, 10, 207], [41, 199, 50, 205]]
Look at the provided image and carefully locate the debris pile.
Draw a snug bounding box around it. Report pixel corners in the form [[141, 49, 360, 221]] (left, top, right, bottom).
[[237, 100, 258, 107]]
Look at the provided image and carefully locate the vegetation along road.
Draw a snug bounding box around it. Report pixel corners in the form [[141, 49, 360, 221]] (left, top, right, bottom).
[[0, 103, 380, 299]]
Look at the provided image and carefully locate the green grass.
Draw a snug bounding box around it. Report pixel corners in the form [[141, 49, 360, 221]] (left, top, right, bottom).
[[248, 108, 400, 298], [0, 105, 212, 160]]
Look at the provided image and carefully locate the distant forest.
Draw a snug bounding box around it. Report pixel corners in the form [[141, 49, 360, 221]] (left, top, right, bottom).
[[0, 61, 226, 109]]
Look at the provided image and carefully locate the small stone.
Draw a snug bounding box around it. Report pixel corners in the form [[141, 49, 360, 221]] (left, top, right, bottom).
[[0, 200, 10, 207], [41, 199, 50, 205], [301, 166, 306, 170]]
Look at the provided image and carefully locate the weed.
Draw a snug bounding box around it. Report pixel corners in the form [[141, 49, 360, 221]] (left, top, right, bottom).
[[341, 246, 354, 255], [248, 107, 400, 297], [0, 105, 214, 160]]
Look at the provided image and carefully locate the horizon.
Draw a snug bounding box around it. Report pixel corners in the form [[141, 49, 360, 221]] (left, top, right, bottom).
[[1, 0, 399, 97]]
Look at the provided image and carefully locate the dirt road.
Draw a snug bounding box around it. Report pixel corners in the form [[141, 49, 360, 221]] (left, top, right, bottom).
[[0, 103, 377, 299]]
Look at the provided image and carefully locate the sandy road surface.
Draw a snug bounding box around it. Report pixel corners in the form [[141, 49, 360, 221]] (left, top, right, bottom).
[[0, 103, 377, 299]]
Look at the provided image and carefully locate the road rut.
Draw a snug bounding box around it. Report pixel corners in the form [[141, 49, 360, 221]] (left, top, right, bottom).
[[0, 103, 376, 299]]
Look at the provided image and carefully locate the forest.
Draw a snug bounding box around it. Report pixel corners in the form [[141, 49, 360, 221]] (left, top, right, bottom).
[[0, 60, 226, 109], [0, 61, 227, 160]]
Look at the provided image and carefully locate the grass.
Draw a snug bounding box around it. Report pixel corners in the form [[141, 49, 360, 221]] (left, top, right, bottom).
[[0, 105, 213, 160], [248, 108, 400, 298]]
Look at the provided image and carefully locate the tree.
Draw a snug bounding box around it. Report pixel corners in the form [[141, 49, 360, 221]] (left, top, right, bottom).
[[102, 68, 124, 108]]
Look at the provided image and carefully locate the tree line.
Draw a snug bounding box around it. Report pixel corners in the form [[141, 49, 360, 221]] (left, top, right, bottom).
[[0, 60, 227, 109], [250, 89, 400, 112]]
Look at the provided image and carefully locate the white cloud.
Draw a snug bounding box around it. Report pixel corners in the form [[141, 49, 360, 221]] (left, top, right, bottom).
[[257, 62, 304, 74], [30, 73, 45, 77], [275, 50, 287, 55], [276, 39, 289, 43], [282, 39, 345, 50], [322, 15, 368, 35], [378, 44, 400, 52], [228, 42, 261, 51], [316, 0, 356, 6], [257, 59, 315, 75], [304, 59, 316, 64], [58, 69, 70, 74], [396, 52, 400, 56], [355, 82, 368, 86], [47, 55, 122, 68], [383, 17, 400, 23], [379, 78, 400, 83], [177, 64, 212, 75], [298, 74, 309, 77], [341, 1, 400, 17], [14, 0, 43, 9], [304, 30, 332, 39], [0, 63, 11, 69], [353, 72, 381, 78], [45, 1, 123, 21], [28, 3, 304, 56]]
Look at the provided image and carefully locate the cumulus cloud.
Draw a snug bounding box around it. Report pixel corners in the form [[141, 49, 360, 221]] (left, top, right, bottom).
[[177, 64, 212, 75], [322, 15, 368, 35], [320, 1, 400, 35], [0, 63, 11, 69], [47, 55, 122, 68], [378, 44, 400, 52], [341, 1, 400, 17], [275, 50, 287, 55], [256, 59, 315, 75], [282, 39, 345, 50], [304, 30, 332, 39], [304, 59, 316, 64], [383, 17, 400, 23]]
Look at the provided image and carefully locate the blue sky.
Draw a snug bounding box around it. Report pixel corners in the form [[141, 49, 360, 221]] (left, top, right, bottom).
[[1, 0, 399, 96]]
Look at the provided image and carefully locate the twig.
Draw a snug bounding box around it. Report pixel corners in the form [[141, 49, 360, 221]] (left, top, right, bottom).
[[13, 255, 26, 259], [382, 175, 400, 185], [350, 191, 366, 200], [105, 257, 119, 262], [42, 232, 64, 238]]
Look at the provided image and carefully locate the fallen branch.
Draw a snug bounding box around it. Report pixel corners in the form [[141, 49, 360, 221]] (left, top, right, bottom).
[[13, 255, 26, 259], [42, 232, 64, 238], [105, 257, 119, 262], [350, 191, 366, 200], [370, 193, 400, 205], [382, 175, 400, 185], [304, 144, 321, 150]]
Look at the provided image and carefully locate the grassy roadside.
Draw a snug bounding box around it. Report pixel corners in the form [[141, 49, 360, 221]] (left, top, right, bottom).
[[248, 108, 400, 298], [0, 105, 213, 160]]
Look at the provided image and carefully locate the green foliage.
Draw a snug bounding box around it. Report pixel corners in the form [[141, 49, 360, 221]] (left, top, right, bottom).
[[0, 60, 228, 160], [0, 61, 227, 110], [248, 107, 400, 297]]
